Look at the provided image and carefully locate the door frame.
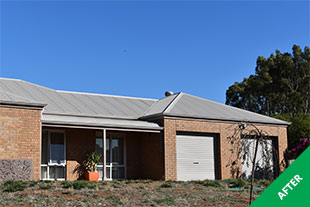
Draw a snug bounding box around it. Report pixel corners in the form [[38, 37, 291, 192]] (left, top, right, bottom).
[[105, 132, 126, 180]]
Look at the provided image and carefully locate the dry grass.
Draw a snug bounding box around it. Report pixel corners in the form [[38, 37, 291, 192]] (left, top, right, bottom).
[[0, 179, 268, 206]]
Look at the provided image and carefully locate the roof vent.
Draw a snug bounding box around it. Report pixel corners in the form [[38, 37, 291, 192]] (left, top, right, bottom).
[[165, 91, 174, 97]]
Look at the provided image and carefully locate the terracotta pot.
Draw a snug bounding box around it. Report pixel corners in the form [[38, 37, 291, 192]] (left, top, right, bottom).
[[85, 172, 99, 181]]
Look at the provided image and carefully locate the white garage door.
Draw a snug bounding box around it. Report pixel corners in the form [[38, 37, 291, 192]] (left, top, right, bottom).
[[176, 134, 215, 181], [241, 138, 274, 179]]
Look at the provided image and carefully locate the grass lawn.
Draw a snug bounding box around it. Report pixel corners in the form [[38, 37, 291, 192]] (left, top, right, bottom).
[[0, 179, 270, 206]]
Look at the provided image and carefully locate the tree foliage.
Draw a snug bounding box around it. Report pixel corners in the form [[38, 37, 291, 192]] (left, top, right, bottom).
[[226, 45, 310, 148], [274, 113, 310, 149]]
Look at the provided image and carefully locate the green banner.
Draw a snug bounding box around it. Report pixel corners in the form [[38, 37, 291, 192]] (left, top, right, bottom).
[[251, 146, 310, 206]]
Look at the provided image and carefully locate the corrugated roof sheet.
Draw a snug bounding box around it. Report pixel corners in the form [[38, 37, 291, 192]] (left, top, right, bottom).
[[42, 114, 162, 130], [0, 78, 156, 119], [141, 93, 289, 125], [0, 90, 46, 107], [0, 78, 289, 126], [142, 93, 178, 117]]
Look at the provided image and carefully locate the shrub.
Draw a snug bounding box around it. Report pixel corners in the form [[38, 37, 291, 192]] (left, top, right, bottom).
[[153, 197, 175, 205], [201, 180, 221, 187], [2, 180, 27, 192], [28, 181, 39, 187], [258, 179, 271, 187], [62, 181, 73, 189], [287, 138, 310, 159], [192, 180, 221, 187], [160, 182, 172, 188], [40, 180, 52, 183], [39, 184, 52, 190], [125, 179, 153, 184], [62, 181, 89, 190], [87, 184, 97, 189], [72, 181, 89, 190], [222, 179, 246, 188]]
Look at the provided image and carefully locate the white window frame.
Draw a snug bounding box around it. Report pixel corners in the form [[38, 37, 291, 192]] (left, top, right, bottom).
[[95, 131, 104, 181], [105, 132, 126, 181], [41, 130, 66, 181]]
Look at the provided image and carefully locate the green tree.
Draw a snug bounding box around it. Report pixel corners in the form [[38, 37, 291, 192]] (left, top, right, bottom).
[[274, 113, 310, 148], [226, 45, 310, 148]]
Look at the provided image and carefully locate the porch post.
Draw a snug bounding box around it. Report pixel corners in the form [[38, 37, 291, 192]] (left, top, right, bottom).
[[103, 129, 106, 181]]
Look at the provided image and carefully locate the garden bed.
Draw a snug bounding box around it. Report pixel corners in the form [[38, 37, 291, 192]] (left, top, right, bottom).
[[0, 179, 270, 206]]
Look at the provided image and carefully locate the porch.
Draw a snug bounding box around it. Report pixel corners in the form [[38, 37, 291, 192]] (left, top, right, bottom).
[[40, 127, 164, 181]]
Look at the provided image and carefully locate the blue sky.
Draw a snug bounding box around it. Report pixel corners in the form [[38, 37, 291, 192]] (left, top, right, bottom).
[[0, 1, 309, 103]]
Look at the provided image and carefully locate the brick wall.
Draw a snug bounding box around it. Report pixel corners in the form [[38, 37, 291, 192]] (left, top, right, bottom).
[[126, 132, 141, 179], [65, 128, 95, 180], [163, 118, 288, 180], [126, 132, 164, 180], [139, 133, 164, 180], [0, 106, 42, 180]]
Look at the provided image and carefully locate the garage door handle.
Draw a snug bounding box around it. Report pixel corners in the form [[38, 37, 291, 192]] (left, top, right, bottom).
[[193, 162, 199, 164]]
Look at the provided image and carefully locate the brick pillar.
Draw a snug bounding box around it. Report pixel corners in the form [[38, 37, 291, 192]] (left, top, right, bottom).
[[278, 127, 288, 173], [163, 119, 177, 180]]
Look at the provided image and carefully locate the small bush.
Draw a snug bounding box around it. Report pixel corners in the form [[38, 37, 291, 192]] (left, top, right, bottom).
[[72, 181, 89, 190], [87, 184, 97, 189], [153, 197, 175, 205], [2, 180, 27, 192], [106, 195, 115, 200], [160, 182, 172, 188], [125, 179, 153, 184], [39, 184, 52, 190], [258, 180, 271, 187], [112, 180, 121, 185], [82, 199, 89, 203], [62, 181, 73, 189], [222, 179, 246, 188], [192, 180, 221, 187], [137, 186, 145, 190], [40, 180, 52, 183], [28, 181, 39, 187], [62, 181, 89, 190], [202, 180, 221, 187]]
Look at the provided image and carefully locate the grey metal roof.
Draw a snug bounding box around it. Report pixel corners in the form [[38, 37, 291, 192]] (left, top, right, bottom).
[[42, 114, 162, 130], [0, 78, 156, 119], [0, 90, 46, 107], [141, 93, 290, 125], [142, 93, 178, 117], [0, 78, 289, 126]]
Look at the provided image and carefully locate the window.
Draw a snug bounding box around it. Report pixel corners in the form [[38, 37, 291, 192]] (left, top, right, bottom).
[[41, 131, 66, 180]]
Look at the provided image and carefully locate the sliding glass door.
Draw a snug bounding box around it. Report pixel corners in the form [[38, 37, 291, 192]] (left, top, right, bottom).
[[41, 130, 66, 180], [106, 133, 125, 180]]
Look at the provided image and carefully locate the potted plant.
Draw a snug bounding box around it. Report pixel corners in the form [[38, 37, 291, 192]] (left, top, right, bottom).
[[84, 151, 101, 181]]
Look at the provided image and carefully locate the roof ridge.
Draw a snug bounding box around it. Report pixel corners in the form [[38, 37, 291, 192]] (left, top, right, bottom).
[[163, 92, 183, 114], [20, 79, 59, 92], [57, 90, 158, 101], [141, 99, 160, 117], [0, 77, 22, 81], [1, 78, 156, 101], [140, 93, 181, 118]]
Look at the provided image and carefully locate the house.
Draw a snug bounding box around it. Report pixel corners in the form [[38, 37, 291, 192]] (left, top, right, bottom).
[[0, 78, 289, 181]]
